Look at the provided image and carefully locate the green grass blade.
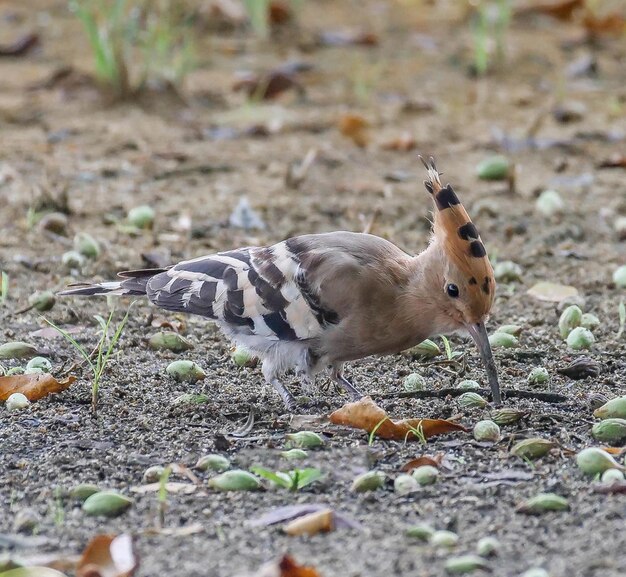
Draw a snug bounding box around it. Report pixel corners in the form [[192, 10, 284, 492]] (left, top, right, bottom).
[[41, 317, 96, 376]]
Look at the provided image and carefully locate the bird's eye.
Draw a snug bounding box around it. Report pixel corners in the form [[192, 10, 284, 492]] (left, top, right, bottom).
[[446, 283, 459, 298]]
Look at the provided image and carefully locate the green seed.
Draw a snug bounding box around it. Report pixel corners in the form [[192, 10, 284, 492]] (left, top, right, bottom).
[[61, 250, 86, 269], [394, 473, 420, 495], [25, 357, 52, 373], [566, 326, 595, 350], [0, 341, 38, 360], [493, 261, 523, 283], [527, 367, 549, 385], [0, 568, 69, 577], [286, 431, 324, 449], [536, 189, 564, 218], [149, 331, 193, 352], [142, 465, 166, 483], [28, 291, 56, 312], [24, 367, 44, 375], [73, 232, 100, 259], [128, 205, 155, 229], [280, 449, 308, 461], [510, 438, 555, 460], [558, 305, 582, 339], [496, 324, 522, 336], [580, 313, 600, 331], [600, 468, 624, 484], [488, 332, 518, 349], [231, 346, 255, 367], [406, 522, 435, 541], [458, 392, 488, 409], [473, 420, 501, 442], [351, 470, 385, 492], [6, 367, 24, 375], [165, 360, 205, 383], [407, 339, 441, 359], [476, 155, 510, 181], [516, 493, 569, 514], [411, 465, 439, 486], [444, 554, 489, 574], [82, 491, 132, 517], [70, 483, 100, 501], [6, 393, 30, 411], [403, 372, 426, 392], [195, 454, 231, 472], [490, 408, 527, 426], [208, 470, 261, 491], [430, 530, 459, 548], [613, 265, 626, 288], [594, 396, 626, 420], [576, 447, 624, 475], [476, 536, 500, 557], [457, 379, 480, 391], [172, 393, 209, 405], [591, 418, 626, 444], [521, 568, 550, 577]]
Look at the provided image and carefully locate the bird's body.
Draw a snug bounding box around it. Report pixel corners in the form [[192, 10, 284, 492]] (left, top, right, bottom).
[[61, 158, 503, 409]]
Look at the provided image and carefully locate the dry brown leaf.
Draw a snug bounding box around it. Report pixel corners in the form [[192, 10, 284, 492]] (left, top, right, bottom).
[[515, 0, 583, 21], [400, 454, 443, 472], [233, 71, 303, 100], [143, 522, 204, 537], [338, 114, 369, 147], [583, 11, 625, 36], [0, 373, 75, 402], [600, 446, 626, 456], [597, 154, 626, 169], [381, 133, 417, 152], [279, 556, 321, 577], [317, 29, 378, 47], [329, 396, 467, 441], [526, 281, 578, 303], [77, 534, 137, 577], [283, 509, 334, 536]]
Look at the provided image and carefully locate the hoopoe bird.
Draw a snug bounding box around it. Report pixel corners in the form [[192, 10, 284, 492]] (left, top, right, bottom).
[[60, 157, 501, 410]]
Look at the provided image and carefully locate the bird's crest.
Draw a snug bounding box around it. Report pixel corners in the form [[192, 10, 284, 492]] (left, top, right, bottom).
[[420, 155, 495, 314]]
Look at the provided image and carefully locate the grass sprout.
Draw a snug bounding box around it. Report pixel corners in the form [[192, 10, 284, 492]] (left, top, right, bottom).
[[404, 421, 427, 446], [472, 0, 511, 76], [368, 416, 390, 446], [250, 466, 323, 491], [43, 304, 132, 414], [0, 271, 8, 305], [70, 0, 195, 99], [441, 335, 453, 361], [617, 300, 625, 340], [158, 465, 172, 527]]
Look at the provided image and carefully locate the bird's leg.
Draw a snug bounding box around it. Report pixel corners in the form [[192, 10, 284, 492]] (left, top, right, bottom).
[[330, 363, 363, 400], [269, 377, 297, 411]]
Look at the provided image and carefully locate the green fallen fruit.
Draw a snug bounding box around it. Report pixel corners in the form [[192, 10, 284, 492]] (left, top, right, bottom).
[[280, 449, 308, 461], [476, 155, 510, 181], [25, 357, 52, 373], [0, 341, 38, 360], [558, 305, 582, 339], [510, 438, 554, 460], [142, 465, 166, 483], [493, 261, 523, 283], [196, 454, 231, 472], [351, 470, 385, 492], [82, 491, 132, 517], [208, 470, 261, 491], [535, 189, 564, 218], [496, 324, 522, 336], [591, 418, 626, 444], [580, 313, 600, 331], [490, 408, 526, 426], [406, 522, 434, 541], [61, 250, 86, 269], [149, 331, 193, 352], [28, 290, 56, 312], [403, 372, 426, 392], [457, 379, 480, 391], [473, 420, 500, 442], [476, 536, 500, 557], [407, 339, 441, 359], [73, 232, 100, 259], [412, 465, 439, 486], [166, 360, 206, 383], [128, 205, 155, 229], [527, 367, 549, 385], [285, 431, 324, 449], [593, 396, 626, 420], [488, 332, 518, 349], [430, 530, 459, 548], [601, 468, 624, 484], [6, 393, 30, 411], [231, 346, 255, 367], [566, 326, 595, 350], [576, 447, 624, 475], [70, 483, 100, 501], [172, 393, 209, 405], [613, 265, 626, 288], [444, 554, 489, 574], [394, 473, 419, 495], [516, 493, 568, 514], [458, 392, 488, 409]]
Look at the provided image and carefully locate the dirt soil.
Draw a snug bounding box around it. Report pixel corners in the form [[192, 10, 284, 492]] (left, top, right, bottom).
[[1, 1, 625, 576]]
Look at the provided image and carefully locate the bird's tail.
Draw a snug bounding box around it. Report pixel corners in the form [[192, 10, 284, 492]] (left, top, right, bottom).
[[58, 268, 167, 297]]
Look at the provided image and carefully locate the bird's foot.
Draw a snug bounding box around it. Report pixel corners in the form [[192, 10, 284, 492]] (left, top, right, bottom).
[[330, 368, 364, 401]]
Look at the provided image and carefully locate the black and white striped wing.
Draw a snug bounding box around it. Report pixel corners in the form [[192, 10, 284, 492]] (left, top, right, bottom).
[[144, 245, 327, 342]]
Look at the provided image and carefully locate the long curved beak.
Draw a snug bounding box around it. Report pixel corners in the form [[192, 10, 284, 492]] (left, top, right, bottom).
[[466, 322, 502, 406]]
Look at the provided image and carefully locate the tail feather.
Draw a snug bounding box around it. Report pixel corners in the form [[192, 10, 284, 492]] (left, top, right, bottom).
[[58, 267, 168, 297]]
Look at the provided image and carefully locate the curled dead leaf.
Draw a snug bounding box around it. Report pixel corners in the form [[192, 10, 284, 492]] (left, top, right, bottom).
[[233, 71, 304, 100], [283, 509, 334, 536], [400, 454, 443, 472], [381, 133, 417, 152], [77, 534, 138, 577], [0, 374, 75, 402], [338, 114, 369, 147], [329, 396, 467, 441], [234, 554, 321, 577]]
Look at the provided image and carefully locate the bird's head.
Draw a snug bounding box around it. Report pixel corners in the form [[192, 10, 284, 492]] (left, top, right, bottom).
[[420, 156, 501, 404]]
